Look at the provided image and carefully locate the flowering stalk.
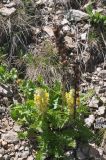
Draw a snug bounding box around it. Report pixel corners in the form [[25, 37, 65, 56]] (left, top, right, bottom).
[[34, 88, 49, 113]]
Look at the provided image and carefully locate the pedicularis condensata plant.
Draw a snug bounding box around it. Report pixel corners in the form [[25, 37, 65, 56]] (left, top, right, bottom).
[[10, 77, 94, 159]]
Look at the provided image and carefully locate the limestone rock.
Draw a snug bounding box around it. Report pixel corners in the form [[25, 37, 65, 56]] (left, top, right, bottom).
[[4, 2, 16, 8], [67, 9, 89, 22], [43, 26, 54, 37], [1, 131, 19, 144], [89, 97, 99, 108], [96, 106, 105, 115], [85, 115, 95, 127], [0, 7, 16, 16]]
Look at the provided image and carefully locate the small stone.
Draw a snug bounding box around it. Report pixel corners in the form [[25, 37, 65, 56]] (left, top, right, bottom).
[[99, 70, 106, 78], [81, 32, 87, 41], [2, 120, 9, 129], [98, 147, 103, 156], [13, 125, 21, 132], [99, 80, 104, 85], [96, 106, 105, 115], [3, 0, 10, 4], [97, 67, 102, 72], [2, 141, 8, 149], [19, 146, 24, 151], [21, 151, 29, 159], [85, 115, 95, 127], [62, 25, 70, 32], [27, 155, 34, 160], [10, 152, 15, 156], [65, 150, 73, 157], [0, 86, 8, 94], [8, 144, 15, 152], [15, 144, 20, 151], [95, 86, 100, 94], [15, 152, 22, 158], [100, 97, 106, 104], [89, 97, 99, 108], [21, 141, 27, 146], [61, 19, 69, 25], [25, 146, 29, 151]]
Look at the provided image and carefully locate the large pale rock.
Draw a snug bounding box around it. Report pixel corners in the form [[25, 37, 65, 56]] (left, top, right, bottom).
[[4, 2, 16, 8], [1, 131, 19, 144], [96, 106, 105, 115], [27, 155, 34, 160], [99, 70, 106, 78], [67, 9, 89, 21], [85, 115, 95, 127], [89, 97, 99, 108], [64, 36, 74, 48], [43, 26, 54, 37], [0, 7, 16, 16], [0, 86, 7, 95]]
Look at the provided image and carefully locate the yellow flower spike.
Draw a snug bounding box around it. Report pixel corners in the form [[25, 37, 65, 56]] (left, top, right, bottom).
[[65, 89, 80, 114], [34, 88, 49, 113], [65, 89, 75, 114]]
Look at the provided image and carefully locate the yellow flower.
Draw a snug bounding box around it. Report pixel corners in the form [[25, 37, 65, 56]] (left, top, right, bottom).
[[65, 89, 75, 114], [65, 89, 80, 114], [34, 88, 49, 113]]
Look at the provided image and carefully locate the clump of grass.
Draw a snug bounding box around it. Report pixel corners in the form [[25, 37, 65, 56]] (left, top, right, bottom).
[[0, 0, 38, 68]]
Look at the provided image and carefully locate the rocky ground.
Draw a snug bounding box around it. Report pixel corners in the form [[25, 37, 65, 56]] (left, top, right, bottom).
[[0, 98, 35, 159], [0, 0, 106, 160], [0, 62, 105, 160]]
